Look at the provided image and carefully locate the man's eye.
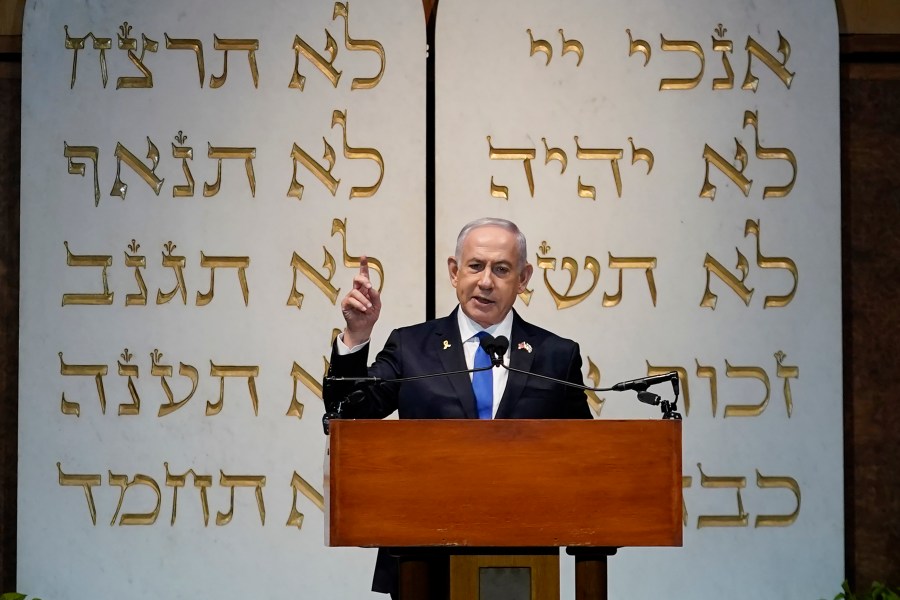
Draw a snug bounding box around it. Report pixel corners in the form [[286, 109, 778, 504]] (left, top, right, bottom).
[[494, 266, 509, 275], [469, 263, 484, 271]]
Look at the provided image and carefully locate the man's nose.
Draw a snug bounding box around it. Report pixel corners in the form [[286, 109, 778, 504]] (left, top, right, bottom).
[[477, 269, 493, 288]]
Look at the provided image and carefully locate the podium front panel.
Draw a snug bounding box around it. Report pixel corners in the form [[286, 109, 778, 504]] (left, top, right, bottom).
[[326, 419, 681, 548]]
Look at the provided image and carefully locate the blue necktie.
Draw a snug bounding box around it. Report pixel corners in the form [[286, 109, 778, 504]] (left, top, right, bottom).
[[473, 332, 493, 419]]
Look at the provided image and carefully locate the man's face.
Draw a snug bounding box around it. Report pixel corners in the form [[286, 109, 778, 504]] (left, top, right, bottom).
[[448, 225, 533, 328]]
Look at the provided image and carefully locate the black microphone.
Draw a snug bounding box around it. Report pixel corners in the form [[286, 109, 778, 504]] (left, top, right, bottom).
[[611, 372, 678, 393], [637, 391, 661, 406], [480, 334, 510, 367]]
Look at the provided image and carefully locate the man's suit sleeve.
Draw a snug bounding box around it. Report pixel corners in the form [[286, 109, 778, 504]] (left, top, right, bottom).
[[323, 329, 404, 419], [564, 342, 593, 419]]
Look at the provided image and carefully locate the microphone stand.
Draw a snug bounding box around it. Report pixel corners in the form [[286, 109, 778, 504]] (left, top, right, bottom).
[[494, 362, 682, 420]]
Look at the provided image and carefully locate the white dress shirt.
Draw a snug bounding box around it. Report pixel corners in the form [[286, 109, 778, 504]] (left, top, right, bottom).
[[456, 308, 513, 419]]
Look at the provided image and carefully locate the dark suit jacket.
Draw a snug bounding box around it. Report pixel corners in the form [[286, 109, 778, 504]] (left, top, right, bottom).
[[325, 308, 591, 420], [323, 308, 592, 595]]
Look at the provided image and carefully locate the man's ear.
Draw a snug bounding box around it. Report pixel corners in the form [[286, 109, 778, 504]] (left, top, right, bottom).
[[517, 263, 534, 293], [447, 256, 459, 288]]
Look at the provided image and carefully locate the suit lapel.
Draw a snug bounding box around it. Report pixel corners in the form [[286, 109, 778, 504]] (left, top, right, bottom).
[[496, 312, 536, 418], [435, 311, 477, 418]]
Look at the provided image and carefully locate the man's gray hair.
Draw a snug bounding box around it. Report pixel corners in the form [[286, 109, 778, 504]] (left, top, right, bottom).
[[455, 217, 528, 272]]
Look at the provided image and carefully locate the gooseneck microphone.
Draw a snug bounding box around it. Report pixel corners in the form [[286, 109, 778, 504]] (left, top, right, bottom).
[[478, 334, 681, 420], [611, 372, 679, 393], [482, 336, 682, 401]]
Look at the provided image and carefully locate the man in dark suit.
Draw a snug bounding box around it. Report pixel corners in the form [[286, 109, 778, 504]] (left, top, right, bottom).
[[324, 217, 592, 596]]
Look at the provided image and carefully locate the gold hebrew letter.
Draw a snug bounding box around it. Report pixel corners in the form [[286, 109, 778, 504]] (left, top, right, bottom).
[[646, 363, 688, 415], [535, 243, 600, 310], [745, 219, 798, 308], [111, 138, 165, 200], [722, 361, 770, 418], [629, 137, 654, 174], [699, 140, 752, 200], [165, 463, 185, 526], [286, 471, 324, 529], [204, 144, 257, 198], [64, 142, 101, 207], [626, 29, 651, 66], [696, 463, 749, 527], [575, 136, 623, 200], [711, 25, 734, 90], [62, 241, 113, 306], [58, 463, 102, 525], [526, 29, 552, 65], [64, 27, 111, 88], [659, 35, 704, 90], [116, 23, 157, 89], [287, 249, 341, 309], [682, 475, 692, 526], [124, 239, 147, 306], [164, 35, 205, 87], [196, 253, 251, 306], [117, 348, 140, 416], [755, 470, 801, 527], [108, 471, 161, 526], [625, 29, 652, 67], [153, 349, 199, 417], [332, 109, 384, 198], [487, 136, 536, 199], [559, 30, 584, 66], [742, 32, 794, 91], [584, 357, 605, 417], [59, 352, 108, 416], [695, 360, 718, 417], [774, 350, 799, 417], [288, 139, 340, 200], [290, 32, 342, 90], [287, 360, 324, 419], [171, 131, 195, 197], [156, 241, 187, 305], [604, 254, 658, 307], [165, 463, 212, 526], [542, 138, 568, 174], [331, 217, 384, 291], [333, 2, 386, 89], [217, 472, 267, 526], [207, 362, 261, 416], [700, 250, 754, 309], [518, 287, 534, 306], [743, 110, 797, 199], [210, 36, 259, 88]]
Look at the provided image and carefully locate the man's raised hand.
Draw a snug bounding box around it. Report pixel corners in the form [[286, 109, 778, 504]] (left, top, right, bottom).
[[340, 256, 382, 347]]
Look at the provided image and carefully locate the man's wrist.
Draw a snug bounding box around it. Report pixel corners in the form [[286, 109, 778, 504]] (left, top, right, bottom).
[[337, 330, 370, 355]]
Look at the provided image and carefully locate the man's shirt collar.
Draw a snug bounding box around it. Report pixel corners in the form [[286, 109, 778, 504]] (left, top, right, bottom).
[[456, 306, 514, 343]]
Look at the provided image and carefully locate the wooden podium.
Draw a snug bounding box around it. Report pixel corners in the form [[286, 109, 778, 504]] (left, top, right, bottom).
[[326, 419, 682, 599]]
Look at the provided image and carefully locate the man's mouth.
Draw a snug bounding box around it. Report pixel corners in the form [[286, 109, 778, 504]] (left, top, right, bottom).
[[473, 296, 494, 305]]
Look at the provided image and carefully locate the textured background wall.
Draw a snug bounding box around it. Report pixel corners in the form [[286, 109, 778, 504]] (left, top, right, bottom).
[[0, 0, 898, 594]]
